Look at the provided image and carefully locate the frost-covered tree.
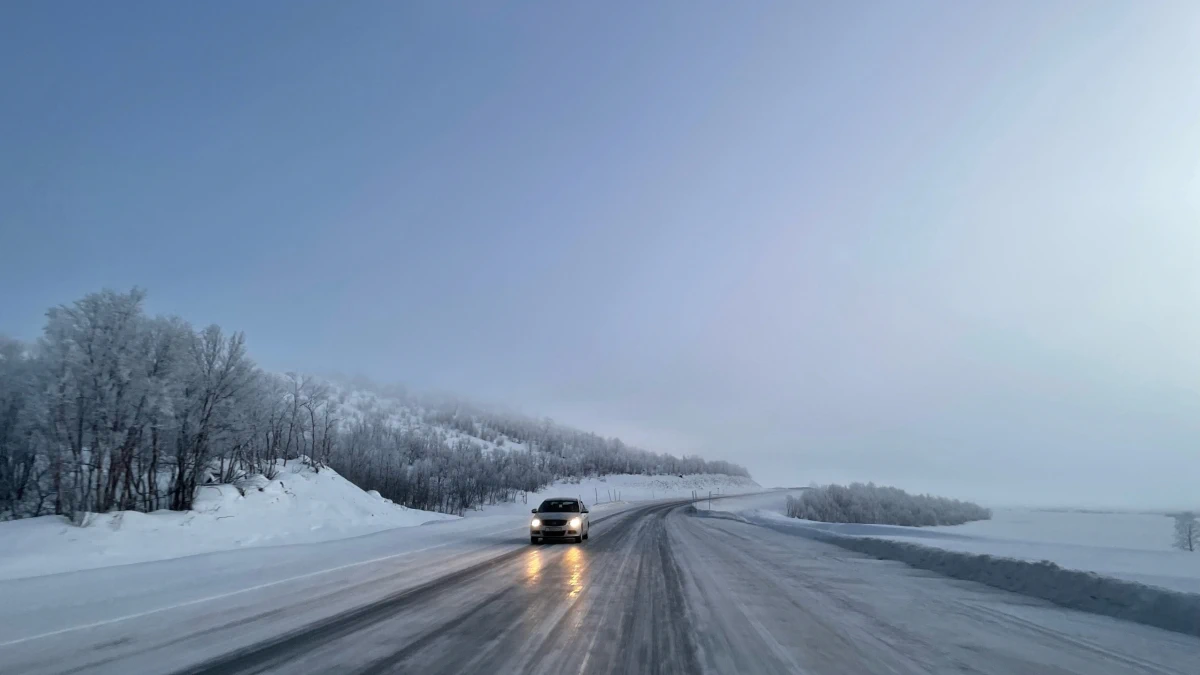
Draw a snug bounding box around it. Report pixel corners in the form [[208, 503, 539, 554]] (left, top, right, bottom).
[[786, 483, 991, 526], [0, 336, 45, 519], [0, 288, 750, 521], [1174, 512, 1198, 552]]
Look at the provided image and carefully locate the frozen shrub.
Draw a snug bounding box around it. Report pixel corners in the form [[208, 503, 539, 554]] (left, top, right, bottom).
[[786, 483, 991, 526]]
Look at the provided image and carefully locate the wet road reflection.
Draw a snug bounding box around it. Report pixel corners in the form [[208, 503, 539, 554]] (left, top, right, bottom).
[[522, 544, 590, 599], [523, 548, 543, 586], [565, 546, 584, 598]]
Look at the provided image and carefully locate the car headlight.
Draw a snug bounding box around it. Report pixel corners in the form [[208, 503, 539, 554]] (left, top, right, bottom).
[[568, 517, 582, 528], [531, 518, 541, 528]]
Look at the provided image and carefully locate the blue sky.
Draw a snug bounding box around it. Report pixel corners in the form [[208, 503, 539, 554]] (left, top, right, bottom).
[[3, 2, 1199, 506]]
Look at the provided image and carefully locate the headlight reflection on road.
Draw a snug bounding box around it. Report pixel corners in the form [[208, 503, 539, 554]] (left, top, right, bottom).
[[524, 549, 543, 586], [565, 546, 584, 598], [523, 544, 587, 596]]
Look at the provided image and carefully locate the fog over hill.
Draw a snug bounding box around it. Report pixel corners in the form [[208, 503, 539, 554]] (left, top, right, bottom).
[[0, 289, 748, 521]]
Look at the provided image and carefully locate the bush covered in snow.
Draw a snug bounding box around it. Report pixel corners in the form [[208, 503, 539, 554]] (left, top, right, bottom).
[[786, 483, 991, 526]]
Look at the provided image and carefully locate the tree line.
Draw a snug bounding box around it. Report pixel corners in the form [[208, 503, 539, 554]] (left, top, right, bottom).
[[0, 289, 748, 521]]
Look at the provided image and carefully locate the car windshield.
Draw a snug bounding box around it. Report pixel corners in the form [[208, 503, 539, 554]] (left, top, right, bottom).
[[538, 500, 580, 513]]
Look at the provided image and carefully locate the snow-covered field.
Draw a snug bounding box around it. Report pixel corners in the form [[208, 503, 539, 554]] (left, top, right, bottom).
[[861, 508, 1200, 594], [704, 493, 1200, 636], [714, 495, 1200, 595], [0, 461, 454, 581], [0, 469, 757, 582]]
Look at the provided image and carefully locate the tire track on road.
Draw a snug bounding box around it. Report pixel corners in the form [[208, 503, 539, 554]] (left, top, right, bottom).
[[176, 502, 686, 675]]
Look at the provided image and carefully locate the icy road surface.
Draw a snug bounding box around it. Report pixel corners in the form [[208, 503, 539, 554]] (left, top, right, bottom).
[[2, 500, 1198, 674]]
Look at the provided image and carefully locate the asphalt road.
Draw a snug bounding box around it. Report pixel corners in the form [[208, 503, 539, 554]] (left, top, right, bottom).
[[5, 499, 1199, 674]]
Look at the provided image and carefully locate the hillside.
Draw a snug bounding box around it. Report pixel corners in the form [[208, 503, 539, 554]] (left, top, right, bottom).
[[295, 373, 751, 514], [0, 288, 750, 523]]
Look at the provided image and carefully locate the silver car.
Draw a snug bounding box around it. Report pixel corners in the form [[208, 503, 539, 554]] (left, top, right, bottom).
[[530, 497, 590, 544]]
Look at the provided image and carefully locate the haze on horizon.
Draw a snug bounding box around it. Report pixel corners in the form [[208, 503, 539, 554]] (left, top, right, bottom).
[[3, 3, 1198, 510]]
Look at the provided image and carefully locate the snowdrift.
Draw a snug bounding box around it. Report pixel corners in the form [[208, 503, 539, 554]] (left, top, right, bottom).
[[754, 514, 1200, 638], [0, 461, 453, 580]]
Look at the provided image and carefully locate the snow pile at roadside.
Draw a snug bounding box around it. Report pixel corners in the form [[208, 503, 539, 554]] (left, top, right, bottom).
[[0, 461, 454, 581], [749, 511, 1200, 638], [466, 473, 761, 517]]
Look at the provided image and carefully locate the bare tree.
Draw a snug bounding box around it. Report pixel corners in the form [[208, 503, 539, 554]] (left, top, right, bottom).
[[1174, 512, 1198, 552], [0, 336, 40, 519]]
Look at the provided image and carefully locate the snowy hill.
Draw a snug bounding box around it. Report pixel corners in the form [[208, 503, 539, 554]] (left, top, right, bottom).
[[323, 375, 727, 466], [278, 373, 751, 515], [0, 460, 454, 580]]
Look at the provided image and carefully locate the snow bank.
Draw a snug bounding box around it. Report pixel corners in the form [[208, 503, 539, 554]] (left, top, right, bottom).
[[0, 461, 453, 581], [751, 512, 1200, 638], [0, 470, 755, 580]]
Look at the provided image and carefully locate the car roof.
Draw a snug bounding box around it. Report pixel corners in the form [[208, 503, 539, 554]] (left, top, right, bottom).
[[542, 497, 580, 502]]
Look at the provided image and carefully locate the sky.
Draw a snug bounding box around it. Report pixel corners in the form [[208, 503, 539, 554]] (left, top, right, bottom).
[[3, 2, 1199, 508]]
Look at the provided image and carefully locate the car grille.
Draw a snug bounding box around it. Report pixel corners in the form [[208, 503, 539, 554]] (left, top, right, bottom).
[[541, 519, 568, 527]]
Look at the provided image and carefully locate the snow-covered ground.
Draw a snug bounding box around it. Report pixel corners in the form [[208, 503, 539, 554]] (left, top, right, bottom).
[[0, 510, 544, 652], [847, 508, 1200, 594], [0, 473, 758, 656], [0, 470, 757, 582], [935, 508, 1179, 550], [0, 461, 454, 581], [0, 465, 762, 665], [4, 496, 1197, 674], [703, 493, 1200, 636], [713, 496, 1200, 595]]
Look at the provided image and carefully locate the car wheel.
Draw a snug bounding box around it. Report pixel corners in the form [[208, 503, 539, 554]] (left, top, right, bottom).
[[583, 532, 589, 540], [531, 536, 540, 545], [575, 535, 584, 543]]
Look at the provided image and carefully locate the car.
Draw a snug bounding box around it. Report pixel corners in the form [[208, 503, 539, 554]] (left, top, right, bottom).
[[530, 497, 590, 544]]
